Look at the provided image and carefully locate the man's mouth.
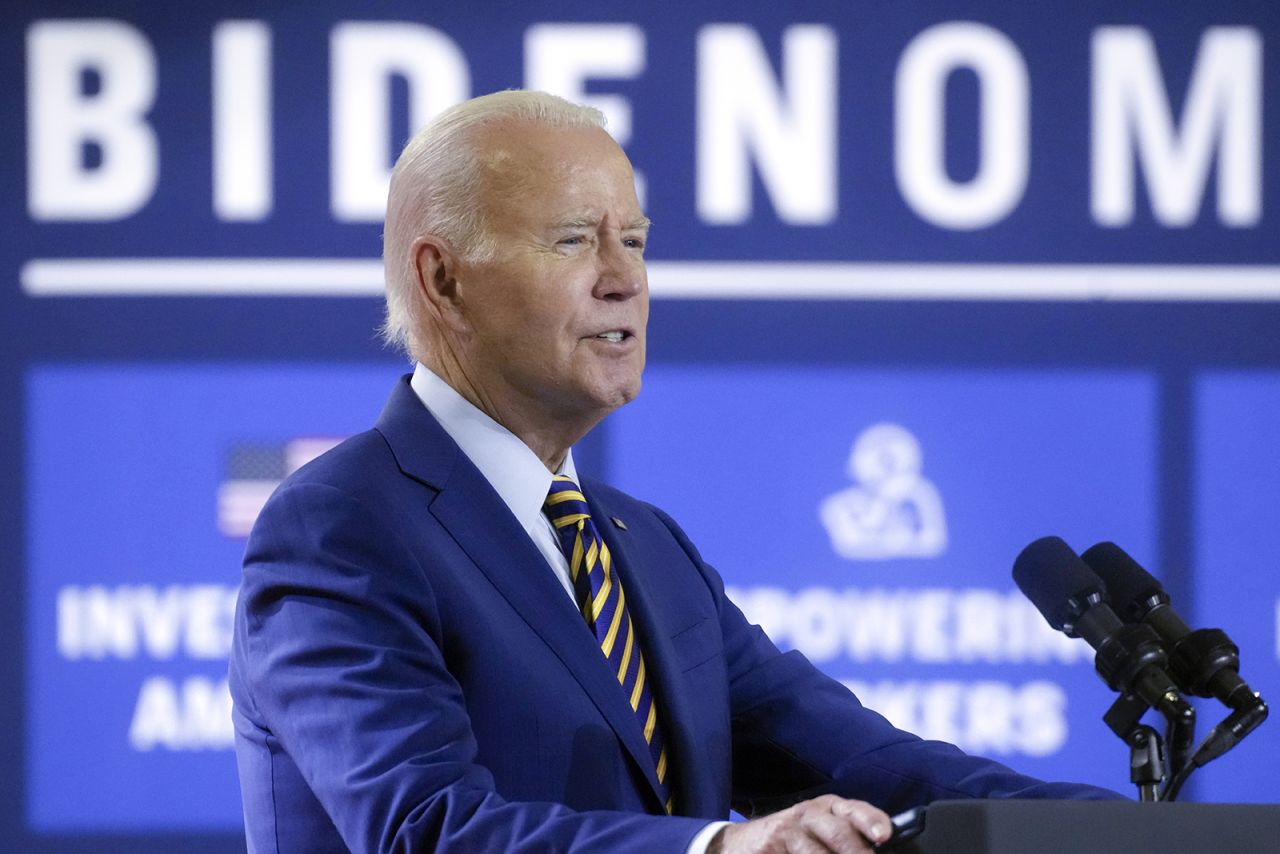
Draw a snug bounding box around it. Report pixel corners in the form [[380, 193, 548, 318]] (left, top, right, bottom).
[[595, 331, 627, 343]]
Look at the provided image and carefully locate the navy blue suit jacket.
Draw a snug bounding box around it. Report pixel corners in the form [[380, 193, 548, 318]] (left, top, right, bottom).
[[229, 376, 1119, 853]]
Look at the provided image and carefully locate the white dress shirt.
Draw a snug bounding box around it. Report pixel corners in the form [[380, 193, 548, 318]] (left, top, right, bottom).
[[409, 363, 730, 852]]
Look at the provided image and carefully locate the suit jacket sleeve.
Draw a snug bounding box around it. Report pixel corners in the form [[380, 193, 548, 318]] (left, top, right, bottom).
[[231, 480, 710, 854], [641, 504, 1126, 816]]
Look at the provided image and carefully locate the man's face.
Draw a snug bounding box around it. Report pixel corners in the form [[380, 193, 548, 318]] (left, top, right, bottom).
[[449, 122, 650, 431]]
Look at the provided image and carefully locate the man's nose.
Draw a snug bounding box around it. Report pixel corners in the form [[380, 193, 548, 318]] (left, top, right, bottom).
[[593, 239, 646, 301]]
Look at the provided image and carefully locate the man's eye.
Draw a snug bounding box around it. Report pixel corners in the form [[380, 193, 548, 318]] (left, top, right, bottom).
[[558, 236, 585, 247], [624, 238, 646, 250]]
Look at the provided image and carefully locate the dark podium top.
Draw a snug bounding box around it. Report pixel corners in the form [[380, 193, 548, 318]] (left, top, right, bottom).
[[884, 799, 1280, 854]]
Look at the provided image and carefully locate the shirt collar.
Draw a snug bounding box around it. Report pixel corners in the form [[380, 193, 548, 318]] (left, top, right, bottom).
[[409, 363, 578, 530]]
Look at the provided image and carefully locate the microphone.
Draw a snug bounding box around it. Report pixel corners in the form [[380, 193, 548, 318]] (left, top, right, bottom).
[[1081, 542, 1257, 711], [1081, 542, 1267, 774], [1012, 536, 1192, 726]]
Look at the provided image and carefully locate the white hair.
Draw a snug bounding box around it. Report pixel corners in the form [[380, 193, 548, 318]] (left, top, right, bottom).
[[381, 90, 607, 360]]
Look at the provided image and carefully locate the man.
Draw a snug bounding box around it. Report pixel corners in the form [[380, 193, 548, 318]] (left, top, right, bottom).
[[230, 90, 1118, 854]]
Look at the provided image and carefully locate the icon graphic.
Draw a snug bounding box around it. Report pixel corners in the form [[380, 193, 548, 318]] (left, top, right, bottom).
[[819, 423, 947, 560]]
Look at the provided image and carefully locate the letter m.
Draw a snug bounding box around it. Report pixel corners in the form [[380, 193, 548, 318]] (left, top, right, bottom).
[[1092, 27, 1261, 227]]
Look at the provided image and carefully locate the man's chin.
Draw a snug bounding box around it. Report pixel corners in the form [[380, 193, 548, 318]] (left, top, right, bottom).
[[573, 383, 640, 426], [609, 375, 643, 409]]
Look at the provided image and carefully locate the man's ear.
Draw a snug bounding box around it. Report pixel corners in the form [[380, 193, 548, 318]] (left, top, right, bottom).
[[412, 235, 468, 333]]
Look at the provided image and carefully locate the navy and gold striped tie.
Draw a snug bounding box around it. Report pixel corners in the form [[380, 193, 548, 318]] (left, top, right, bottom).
[[544, 475, 673, 814]]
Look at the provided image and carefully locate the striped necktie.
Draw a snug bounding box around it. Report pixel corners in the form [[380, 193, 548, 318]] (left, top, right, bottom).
[[544, 475, 673, 814]]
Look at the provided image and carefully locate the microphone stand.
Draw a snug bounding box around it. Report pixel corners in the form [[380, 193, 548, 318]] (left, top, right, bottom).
[[1104, 672, 1266, 802], [1091, 624, 1196, 802], [1103, 693, 1168, 802], [1162, 692, 1268, 802]]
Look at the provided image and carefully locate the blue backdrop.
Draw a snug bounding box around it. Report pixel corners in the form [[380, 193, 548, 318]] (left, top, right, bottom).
[[4, 1, 1278, 849]]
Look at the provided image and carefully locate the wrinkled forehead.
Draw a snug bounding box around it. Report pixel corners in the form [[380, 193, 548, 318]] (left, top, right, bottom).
[[471, 121, 637, 211]]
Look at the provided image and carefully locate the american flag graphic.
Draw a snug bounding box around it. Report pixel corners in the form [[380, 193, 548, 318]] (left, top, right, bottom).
[[217, 437, 344, 537]]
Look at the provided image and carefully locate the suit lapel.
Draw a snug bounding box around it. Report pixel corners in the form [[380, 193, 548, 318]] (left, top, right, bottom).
[[587, 489, 713, 817], [375, 377, 668, 811]]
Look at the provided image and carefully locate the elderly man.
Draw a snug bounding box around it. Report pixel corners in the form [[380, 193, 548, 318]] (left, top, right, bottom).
[[230, 90, 1117, 854]]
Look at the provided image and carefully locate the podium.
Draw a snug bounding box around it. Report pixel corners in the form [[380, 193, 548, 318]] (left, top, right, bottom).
[[883, 799, 1280, 853]]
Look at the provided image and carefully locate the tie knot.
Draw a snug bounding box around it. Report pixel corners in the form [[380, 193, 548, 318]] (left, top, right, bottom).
[[545, 476, 591, 528]]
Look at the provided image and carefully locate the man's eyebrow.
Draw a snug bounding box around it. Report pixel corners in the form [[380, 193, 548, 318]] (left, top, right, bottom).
[[551, 217, 597, 230], [549, 216, 652, 231]]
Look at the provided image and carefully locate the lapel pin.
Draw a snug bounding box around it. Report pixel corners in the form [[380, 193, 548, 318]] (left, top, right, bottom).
[[610, 516, 628, 530]]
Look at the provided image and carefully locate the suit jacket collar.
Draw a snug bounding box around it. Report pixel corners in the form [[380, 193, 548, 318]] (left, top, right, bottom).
[[374, 374, 463, 491], [374, 376, 677, 813]]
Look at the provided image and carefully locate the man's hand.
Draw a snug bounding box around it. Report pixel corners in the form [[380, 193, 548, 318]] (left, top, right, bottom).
[[707, 795, 892, 853]]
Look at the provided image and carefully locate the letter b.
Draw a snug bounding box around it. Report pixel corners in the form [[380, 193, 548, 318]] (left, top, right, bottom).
[[27, 19, 159, 220]]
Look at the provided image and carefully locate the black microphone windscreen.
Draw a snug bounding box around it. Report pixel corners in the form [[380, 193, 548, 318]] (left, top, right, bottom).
[[1012, 536, 1107, 632], [1082, 541, 1166, 621]]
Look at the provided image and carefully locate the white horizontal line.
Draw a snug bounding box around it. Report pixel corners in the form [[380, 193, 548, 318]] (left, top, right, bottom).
[[21, 258, 383, 295], [653, 262, 1280, 301], [20, 258, 1280, 301]]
